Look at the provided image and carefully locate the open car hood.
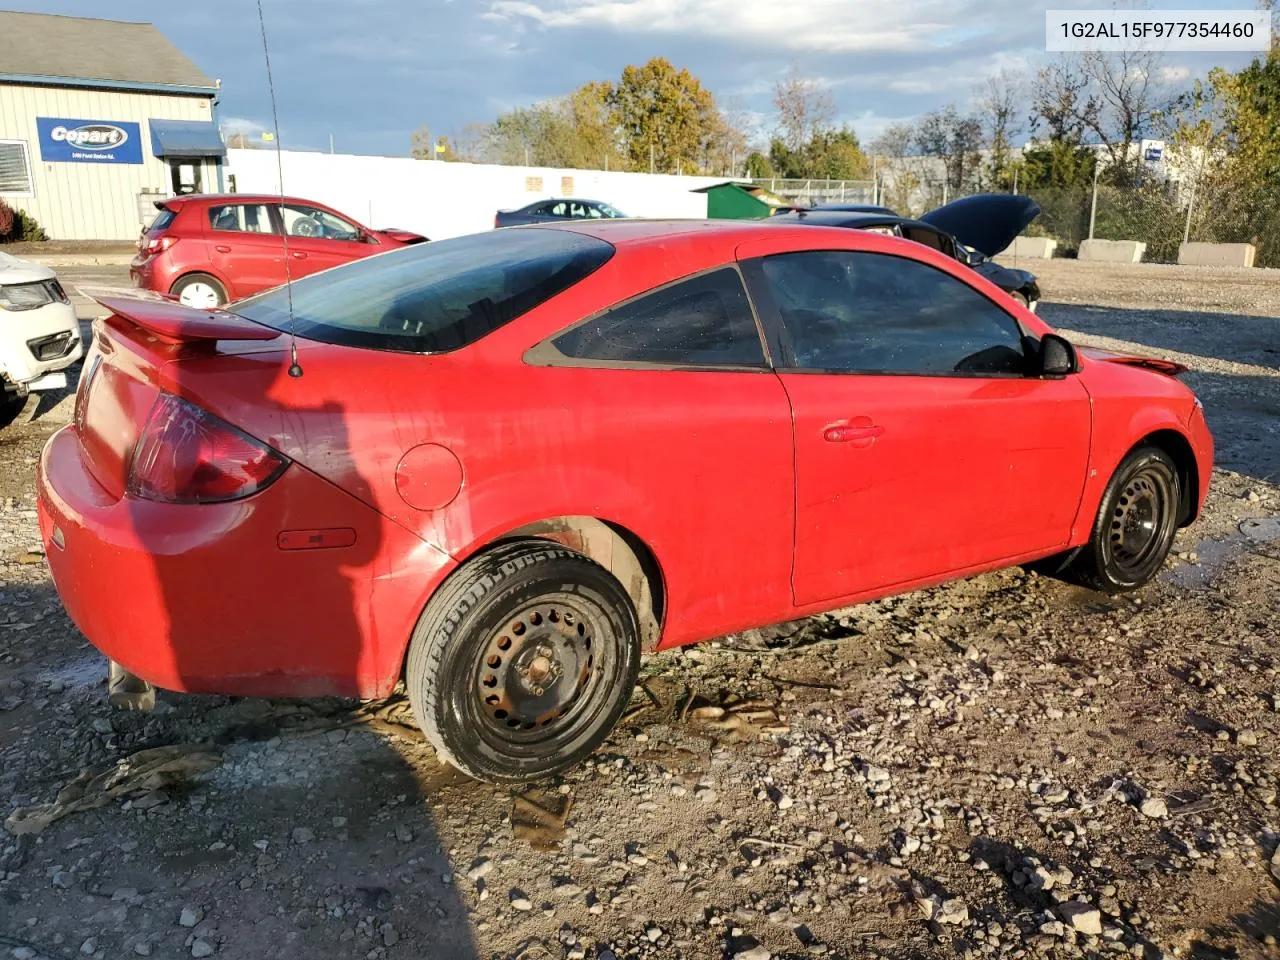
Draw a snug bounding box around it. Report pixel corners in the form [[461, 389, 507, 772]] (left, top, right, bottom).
[[1078, 345, 1188, 377], [919, 194, 1041, 258]]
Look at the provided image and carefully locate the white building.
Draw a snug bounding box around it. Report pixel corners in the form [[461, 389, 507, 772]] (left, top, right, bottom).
[[0, 11, 225, 241]]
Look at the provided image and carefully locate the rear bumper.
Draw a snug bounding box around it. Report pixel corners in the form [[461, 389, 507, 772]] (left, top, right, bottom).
[[37, 426, 455, 699]]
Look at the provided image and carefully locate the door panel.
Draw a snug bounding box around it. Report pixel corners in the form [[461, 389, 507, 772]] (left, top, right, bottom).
[[781, 372, 1090, 604], [741, 244, 1092, 606], [277, 203, 374, 278], [204, 201, 286, 298]]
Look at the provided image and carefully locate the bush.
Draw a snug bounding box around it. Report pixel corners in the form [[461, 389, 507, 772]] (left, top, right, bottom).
[[0, 199, 48, 242]]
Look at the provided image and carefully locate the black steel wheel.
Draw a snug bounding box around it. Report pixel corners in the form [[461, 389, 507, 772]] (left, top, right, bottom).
[[1069, 446, 1180, 592], [405, 541, 640, 784]]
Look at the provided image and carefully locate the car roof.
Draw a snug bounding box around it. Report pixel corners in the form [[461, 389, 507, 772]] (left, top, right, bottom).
[[517, 218, 798, 244], [162, 193, 330, 206]]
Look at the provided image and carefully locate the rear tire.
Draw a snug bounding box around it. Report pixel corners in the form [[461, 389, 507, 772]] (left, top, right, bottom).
[[0, 393, 27, 431], [1067, 446, 1180, 592], [171, 273, 227, 309], [405, 541, 641, 784]]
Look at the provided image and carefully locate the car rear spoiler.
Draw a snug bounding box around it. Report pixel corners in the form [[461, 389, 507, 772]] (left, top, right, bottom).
[[81, 286, 281, 345]]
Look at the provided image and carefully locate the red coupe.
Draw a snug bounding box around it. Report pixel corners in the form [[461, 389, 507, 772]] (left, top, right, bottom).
[[39, 220, 1212, 783], [130, 193, 427, 309]]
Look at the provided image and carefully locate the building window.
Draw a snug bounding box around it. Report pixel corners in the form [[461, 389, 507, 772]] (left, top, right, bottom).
[[0, 140, 34, 196]]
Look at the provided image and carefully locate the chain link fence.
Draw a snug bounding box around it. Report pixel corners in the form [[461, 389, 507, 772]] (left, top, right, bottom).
[[750, 179, 877, 206]]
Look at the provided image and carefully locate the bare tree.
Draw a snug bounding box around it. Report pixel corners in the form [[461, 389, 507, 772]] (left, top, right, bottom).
[[773, 64, 836, 153], [914, 104, 984, 190], [1031, 56, 1097, 145], [976, 68, 1026, 186], [1080, 49, 1162, 176]]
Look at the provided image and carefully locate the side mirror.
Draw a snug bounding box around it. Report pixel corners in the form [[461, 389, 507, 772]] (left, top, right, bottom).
[[1039, 333, 1078, 376]]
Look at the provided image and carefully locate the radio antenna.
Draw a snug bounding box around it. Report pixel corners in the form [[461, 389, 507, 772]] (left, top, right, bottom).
[[256, 0, 303, 378]]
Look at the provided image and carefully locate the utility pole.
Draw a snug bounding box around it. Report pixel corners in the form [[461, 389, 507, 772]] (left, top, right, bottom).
[[329, 133, 334, 154], [649, 141, 655, 175], [1182, 173, 1198, 246], [1088, 157, 1101, 240]]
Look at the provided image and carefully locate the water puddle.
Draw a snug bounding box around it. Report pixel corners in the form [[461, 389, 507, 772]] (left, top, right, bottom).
[[1163, 518, 1280, 589]]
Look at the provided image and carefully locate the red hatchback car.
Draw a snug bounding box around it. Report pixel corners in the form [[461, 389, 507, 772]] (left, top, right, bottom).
[[130, 194, 427, 309], [40, 220, 1211, 783]]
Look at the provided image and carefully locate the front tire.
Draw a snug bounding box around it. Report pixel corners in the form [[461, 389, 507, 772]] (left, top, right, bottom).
[[406, 541, 641, 784], [1068, 446, 1180, 592]]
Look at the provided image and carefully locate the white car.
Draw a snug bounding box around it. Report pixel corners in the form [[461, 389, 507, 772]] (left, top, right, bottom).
[[0, 252, 82, 430]]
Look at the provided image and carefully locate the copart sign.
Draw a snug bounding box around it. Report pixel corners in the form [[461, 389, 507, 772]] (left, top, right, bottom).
[[37, 118, 143, 164]]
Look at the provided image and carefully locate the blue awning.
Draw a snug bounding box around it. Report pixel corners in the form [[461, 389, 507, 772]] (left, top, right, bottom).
[[149, 120, 226, 159]]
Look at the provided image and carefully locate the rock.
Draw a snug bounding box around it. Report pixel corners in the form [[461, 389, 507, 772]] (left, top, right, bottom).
[[865, 765, 891, 784], [1028, 865, 1055, 891], [1236, 729, 1259, 747], [80, 939, 98, 955], [191, 940, 215, 958], [1039, 920, 1065, 937], [733, 947, 771, 960], [395, 825, 413, 844], [1139, 797, 1168, 819], [134, 943, 153, 957], [465, 858, 493, 883], [11, 949, 37, 960], [1058, 902, 1103, 936], [695, 788, 718, 804], [937, 898, 968, 925], [645, 926, 662, 942], [510, 889, 533, 911], [291, 827, 315, 844], [179, 906, 203, 928]]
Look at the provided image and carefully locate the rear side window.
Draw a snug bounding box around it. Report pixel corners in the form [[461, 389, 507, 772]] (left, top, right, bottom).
[[548, 268, 765, 368], [208, 203, 277, 234], [232, 228, 614, 353], [146, 207, 176, 232]]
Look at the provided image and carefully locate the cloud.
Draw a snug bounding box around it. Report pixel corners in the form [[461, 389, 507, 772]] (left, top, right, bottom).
[[487, 0, 964, 52], [1161, 65, 1193, 83]]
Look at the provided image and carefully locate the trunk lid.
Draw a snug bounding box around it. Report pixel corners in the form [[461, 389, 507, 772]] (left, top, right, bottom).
[[918, 193, 1041, 258]]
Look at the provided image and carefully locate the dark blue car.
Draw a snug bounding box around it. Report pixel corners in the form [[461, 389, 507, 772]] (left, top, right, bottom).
[[494, 198, 627, 228]]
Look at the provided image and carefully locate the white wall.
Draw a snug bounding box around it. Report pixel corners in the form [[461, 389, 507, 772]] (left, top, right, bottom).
[[0, 83, 219, 240], [225, 149, 721, 241]]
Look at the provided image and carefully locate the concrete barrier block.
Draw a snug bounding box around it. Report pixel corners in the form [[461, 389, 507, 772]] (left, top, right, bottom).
[[1078, 239, 1147, 263], [1177, 242, 1256, 268], [1007, 236, 1058, 259]]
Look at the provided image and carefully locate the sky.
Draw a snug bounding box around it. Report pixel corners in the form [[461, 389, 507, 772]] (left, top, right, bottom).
[[11, 0, 1266, 157]]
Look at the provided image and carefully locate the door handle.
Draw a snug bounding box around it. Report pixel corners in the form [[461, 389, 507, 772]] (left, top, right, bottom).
[[214, 244, 231, 253], [823, 421, 884, 444], [291, 251, 307, 259]]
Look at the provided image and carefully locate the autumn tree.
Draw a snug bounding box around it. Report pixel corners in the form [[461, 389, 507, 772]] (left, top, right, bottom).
[[767, 65, 868, 180], [608, 57, 720, 173]]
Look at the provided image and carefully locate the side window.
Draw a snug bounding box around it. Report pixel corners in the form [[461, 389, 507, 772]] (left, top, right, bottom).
[[279, 203, 360, 240], [549, 202, 568, 217], [208, 203, 277, 234], [759, 250, 1027, 375], [586, 204, 605, 219], [568, 201, 588, 219], [550, 268, 765, 368]]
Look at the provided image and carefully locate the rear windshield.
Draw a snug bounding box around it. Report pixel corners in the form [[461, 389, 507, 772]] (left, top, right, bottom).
[[147, 207, 177, 233], [232, 228, 615, 353]]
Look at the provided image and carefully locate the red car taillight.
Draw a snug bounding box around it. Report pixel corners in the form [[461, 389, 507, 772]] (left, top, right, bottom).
[[128, 393, 288, 504], [142, 236, 176, 257]]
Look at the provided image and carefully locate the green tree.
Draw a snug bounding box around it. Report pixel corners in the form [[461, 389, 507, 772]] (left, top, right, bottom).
[[608, 57, 720, 173]]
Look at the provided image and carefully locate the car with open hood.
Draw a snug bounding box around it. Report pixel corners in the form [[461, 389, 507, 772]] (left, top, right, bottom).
[[0, 253, 82, 431], [130, 194, 428, 309], [777, 194, 1043, 309], [39, 218, 1211, 784]]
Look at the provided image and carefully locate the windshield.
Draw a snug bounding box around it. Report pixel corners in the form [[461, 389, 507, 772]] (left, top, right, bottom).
[[599, 204, 626, 218], [232, 228, 614, 353]]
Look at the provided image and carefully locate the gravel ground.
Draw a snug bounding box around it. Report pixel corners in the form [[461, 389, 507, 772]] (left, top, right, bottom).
[[1, 263, 1278, 960]]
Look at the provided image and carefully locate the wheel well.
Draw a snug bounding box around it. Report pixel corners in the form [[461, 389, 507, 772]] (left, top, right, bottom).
[[1140, 429, 1199, 526], [496, 517, 665, 651]]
